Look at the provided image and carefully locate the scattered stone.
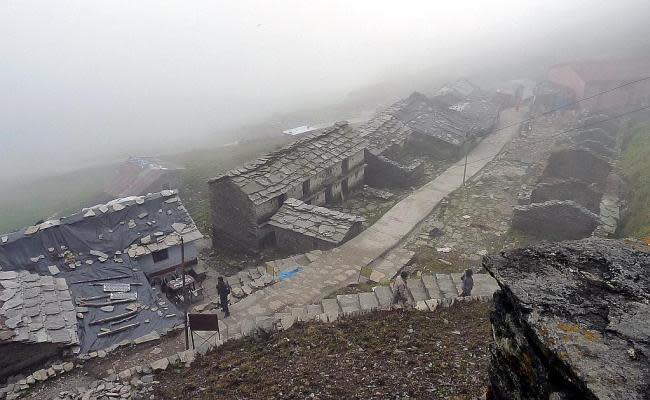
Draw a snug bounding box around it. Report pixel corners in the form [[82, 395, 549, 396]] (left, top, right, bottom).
[[150, 358, 169, 371], [100, 305, 115, 312]]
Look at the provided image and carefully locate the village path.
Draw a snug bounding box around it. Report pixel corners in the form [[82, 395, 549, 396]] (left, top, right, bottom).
[[226, 107, 525, 326]]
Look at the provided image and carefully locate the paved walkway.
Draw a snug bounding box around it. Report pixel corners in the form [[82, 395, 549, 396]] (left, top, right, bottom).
[[227, 107, 523, 327]]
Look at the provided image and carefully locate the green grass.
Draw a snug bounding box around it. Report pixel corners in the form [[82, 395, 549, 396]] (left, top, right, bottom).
[[0, 137, 290, 236], [620, 123, 650, 239]]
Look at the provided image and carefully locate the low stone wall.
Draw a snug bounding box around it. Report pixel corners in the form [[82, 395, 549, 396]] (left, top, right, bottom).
[[529, 179, 602, 213], [511, 200, 600, 240], [364, 152, 424, 188], [542, 148, 612, 186]]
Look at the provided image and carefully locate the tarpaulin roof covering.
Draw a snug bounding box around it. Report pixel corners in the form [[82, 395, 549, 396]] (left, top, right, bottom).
[[0, 190, 200, 353]]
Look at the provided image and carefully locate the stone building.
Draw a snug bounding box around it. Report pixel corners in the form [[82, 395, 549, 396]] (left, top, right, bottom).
[[209, 121, 366, 252], [0, 190, 201, 357], [0, 270, 78, 381], [359, 89, 499, 187], [268, 198, 364, 254], [548, 60, 650, 111]]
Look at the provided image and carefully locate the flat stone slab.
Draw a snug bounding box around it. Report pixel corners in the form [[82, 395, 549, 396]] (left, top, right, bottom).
[[305, 304, 322, 316], [421, 274, 442, 299], [435, 274, 459, 298], [321, 299, 340, 320], [373, 286, 393, 307], [337, 294, 360, 314], [358, 292, 379, 311], [406, 278, 429, 302]]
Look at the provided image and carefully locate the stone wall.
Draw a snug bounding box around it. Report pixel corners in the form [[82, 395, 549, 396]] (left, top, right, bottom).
[[542, 148, 612, 186], [511, 200, 600, 240], [209, 180, 259, 251], [406, 133, 462, 160], [529, 179, 602, 213], [364, 151, 424, 188], [485, 239, 650, 400], [273, 228, 334, 254], [0, 342, 61, 383]]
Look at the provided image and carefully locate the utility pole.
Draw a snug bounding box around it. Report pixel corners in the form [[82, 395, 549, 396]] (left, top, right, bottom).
[[181, 236, 189, 350], [462, 146, 469, 186]]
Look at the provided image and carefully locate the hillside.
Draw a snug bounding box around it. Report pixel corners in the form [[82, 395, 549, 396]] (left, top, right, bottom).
[[153, 302, 491, 400], [620, 122, 650, 240]]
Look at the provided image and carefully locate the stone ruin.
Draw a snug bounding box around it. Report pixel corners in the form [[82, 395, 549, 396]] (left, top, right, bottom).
[[485, 239, 650, 400], [513, 116, 625, 240], [512, 200, 600, 241]]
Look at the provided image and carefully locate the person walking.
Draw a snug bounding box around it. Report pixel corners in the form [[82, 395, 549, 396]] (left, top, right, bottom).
[[216, 276, 231, 317], [461, 268, 474, 297], [391, 271, 413, 306]]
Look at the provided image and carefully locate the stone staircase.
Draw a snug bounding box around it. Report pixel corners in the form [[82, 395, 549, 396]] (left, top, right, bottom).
[[208, 272, 499, 343]]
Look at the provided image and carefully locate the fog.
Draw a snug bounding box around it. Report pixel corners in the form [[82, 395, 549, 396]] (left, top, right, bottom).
[[2, 0, 650, 181]]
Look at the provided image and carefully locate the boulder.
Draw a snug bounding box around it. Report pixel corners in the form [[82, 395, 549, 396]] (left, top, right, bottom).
[[485, 239, 650, 400]]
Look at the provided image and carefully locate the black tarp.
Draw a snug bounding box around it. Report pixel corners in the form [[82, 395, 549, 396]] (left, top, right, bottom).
[[0, 192, 191, 353]]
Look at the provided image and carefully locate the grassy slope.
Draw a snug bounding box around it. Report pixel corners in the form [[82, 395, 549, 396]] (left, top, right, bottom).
[[0, 166, 111, 234], [0, 137, 289, 236], [154, 302, 492, 400], [620, 123, 650, 239]]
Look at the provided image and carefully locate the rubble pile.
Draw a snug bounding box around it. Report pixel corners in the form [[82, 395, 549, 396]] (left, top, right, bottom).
[[485, 239, 650, 400]]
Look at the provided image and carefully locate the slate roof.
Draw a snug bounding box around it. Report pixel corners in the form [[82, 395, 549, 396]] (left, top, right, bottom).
[[0, 270, 78, 346], [448, 98, 500, 134], [357, 102, 413, 154], [359, 91, 491, 152], [210, 122, 367, 205], [268, 198, 365, 244]]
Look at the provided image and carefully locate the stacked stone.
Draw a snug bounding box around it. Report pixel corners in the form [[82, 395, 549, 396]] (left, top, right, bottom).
[[485, 239, 650, 399]]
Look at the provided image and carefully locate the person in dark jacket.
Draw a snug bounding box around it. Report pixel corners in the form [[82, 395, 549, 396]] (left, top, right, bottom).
[[461, 268, 474, 297], [216, 277, 231, 317]]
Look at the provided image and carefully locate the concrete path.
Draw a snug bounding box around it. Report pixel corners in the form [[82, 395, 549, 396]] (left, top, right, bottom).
[[227, 107, 523, 325]]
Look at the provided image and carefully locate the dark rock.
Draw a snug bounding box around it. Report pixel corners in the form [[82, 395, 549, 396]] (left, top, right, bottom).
[[511, 200, 599, 240], [485, 239, 650, 400]]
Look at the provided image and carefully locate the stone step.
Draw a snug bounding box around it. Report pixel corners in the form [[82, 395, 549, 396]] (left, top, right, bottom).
[[248, 268, 261, 280], [337, 294, 360, 315], [435, 274, 459, 298], [358, 292, 379, 311], [421, 274, 442, 299], [305, 304, 323, 318], [226, 276, 241, 287], [257, 265, 268, 276], [321, 298, 340, 321], [373, 285, 393, 307], [450, 273, 498, 298], [406, 278, 429, 302]]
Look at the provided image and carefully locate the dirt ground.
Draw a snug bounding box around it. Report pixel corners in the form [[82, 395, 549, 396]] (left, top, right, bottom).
[[154, 302, 492, 400]]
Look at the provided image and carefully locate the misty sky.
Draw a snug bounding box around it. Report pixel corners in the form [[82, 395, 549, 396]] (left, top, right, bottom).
[[2, 0, 650, 180]]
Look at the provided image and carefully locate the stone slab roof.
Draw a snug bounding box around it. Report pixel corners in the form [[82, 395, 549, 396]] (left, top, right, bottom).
[[359, 91, 488, 152], [268, 198, 364, 244], [358, 101, 414, 155], [0, 270, 78, 346], [209, 122, 367, 205], [0, 190, 202, 276], [408, 108, 476, 146]]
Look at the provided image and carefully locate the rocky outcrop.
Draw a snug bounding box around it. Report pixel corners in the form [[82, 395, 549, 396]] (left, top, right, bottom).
[[511, 200, 600, 240], [485, 239, 650, 400]]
